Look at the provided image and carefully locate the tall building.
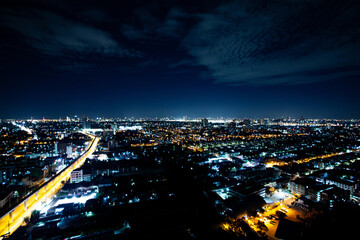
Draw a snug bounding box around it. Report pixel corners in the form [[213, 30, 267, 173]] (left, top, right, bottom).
[[82, 117, 91, 129], [56, 140, 73, 156], [54, 142, 58, 155], [110, 123, 118, 131], [201, 118, 209, 127], [66, 145, 73, 158]]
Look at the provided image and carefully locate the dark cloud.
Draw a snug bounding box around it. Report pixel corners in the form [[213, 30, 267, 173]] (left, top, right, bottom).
[[121, 6, 189, 42], [168, 59, 197, 68], [1, 0, 360, 119], [1, 0, 359, 83], [0, 7, 141, 61], [182, 0, 360, 86]]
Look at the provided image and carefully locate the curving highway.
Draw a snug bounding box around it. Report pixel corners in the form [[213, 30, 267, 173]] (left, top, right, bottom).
[[0, 135, 99, 238]]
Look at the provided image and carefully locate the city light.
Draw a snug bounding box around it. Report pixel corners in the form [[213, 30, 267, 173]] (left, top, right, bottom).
[[1, 117, 360, 239], [0, 135, 99, 238]]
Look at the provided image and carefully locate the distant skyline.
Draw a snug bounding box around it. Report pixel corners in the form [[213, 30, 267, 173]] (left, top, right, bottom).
[[1, 0, 360, 119], [4, 115, 360, 121]]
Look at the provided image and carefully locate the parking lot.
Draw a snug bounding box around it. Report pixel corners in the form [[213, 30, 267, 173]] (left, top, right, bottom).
[[242, 194, 308, 239]]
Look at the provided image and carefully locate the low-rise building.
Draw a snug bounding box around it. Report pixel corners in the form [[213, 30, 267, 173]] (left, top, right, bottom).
[[70, 169, 91, 183], [323, 178, 356, 195], [289, 178, 316, 196], [320, 186, 350, 208]]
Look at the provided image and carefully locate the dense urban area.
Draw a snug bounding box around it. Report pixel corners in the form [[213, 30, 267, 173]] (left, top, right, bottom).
[[1, 117, 360, 239]]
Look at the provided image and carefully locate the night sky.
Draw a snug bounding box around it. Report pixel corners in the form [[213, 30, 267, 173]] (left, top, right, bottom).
[[1, 0, 360, 119]]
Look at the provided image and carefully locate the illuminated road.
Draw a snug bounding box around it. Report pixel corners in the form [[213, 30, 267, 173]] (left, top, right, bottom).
[[266, 148, 360, 168], [11, 121, 33, 135], [0, 135, 99, 238]]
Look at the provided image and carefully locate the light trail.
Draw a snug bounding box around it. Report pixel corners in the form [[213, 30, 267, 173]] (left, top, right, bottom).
[[11, 121, 33, 135], [0, 135, 99, 238], [266, 148, 360, 168]]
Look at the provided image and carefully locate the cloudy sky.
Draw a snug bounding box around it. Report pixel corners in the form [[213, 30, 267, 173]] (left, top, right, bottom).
[[1, 0, 360, 119]]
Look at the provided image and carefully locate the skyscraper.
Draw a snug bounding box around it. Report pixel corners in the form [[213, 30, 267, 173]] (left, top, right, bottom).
[[201, 118, 209, 127], [82, 117, 91, 129]]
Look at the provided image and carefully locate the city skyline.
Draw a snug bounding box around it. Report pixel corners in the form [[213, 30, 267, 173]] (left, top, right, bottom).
[[1, 116, 359, 239], [1, 0, 360, 119], [1, 2, 360, 237]]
